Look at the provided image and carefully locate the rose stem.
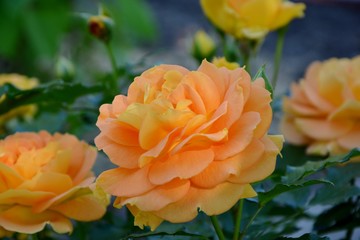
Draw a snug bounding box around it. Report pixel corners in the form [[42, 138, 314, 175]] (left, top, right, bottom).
[[271, 25, 288, 93], [233, 199, 244, 240], [210, 215, 226, 240], [105, 42, 119, 95]]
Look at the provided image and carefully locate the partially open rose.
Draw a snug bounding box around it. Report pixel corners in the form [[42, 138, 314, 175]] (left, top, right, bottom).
[[0, 131, 108, 235], [281, 56, 360, 158], [200, 0, 305, 39], [96, 60, 283, 230]]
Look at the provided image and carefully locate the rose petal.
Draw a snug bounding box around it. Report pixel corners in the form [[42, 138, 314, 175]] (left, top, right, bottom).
[[230, 135, 283, 184], [98, 120, 139, 147], [329, 101, 360, 120], [19, 172, 73, 195], [337, 124, 360, 149], [243, 79, 272, 138], [182, 71, 221, 113], [153, 183, 256, 223], [0, 163, 23, 191], [51, 194, 106, 221], [97, 165, 155, 197], [148, 149, 214, 185], [95, 134, 142, 169], [295, 118, 353, 140], [139, 128, 182, 167], [0, 189, 55, 206], [213, 112, 261, 160], [0, 205, 72, 234], [127, 205, 163, 231], [280, 117, 310, 145], [118, 179, 190, 211]]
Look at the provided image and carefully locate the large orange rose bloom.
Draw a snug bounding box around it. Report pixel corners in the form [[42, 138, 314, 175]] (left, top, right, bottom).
[[0, 131, 108, 235], [95, 60, 283, 230], [281, 56, 360, 157], [200, 0, 305, 39]]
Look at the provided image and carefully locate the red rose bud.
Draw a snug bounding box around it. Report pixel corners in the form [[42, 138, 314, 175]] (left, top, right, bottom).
[[88, 15, 113, 43]]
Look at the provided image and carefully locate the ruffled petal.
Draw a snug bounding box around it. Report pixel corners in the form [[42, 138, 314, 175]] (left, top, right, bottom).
[[230, 135, 283, 184], [213, 112, 260, 160], [95, 134, 142, 169], [148, 149, 214, 185], [0, 205, 72, 234], [118, 179, 190, 211], [295, 118, 353, 140], [51, 194, 107, 221], [97, 165, 155, 197], [153, 183, 256, 223]]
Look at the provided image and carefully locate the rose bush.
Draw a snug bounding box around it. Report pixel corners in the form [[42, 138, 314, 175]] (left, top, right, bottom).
[[281, 56, 360, 157], [0, 131, 108, 235], [95, 60, 283, 230], [200, 0, 305, 39], [0, 74, 38, 130]]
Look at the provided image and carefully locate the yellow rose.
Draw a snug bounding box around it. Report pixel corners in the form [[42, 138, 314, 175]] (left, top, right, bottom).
[[0, 131, 108, 234], [281, 56, 360, 159], [0, 74, 38, 129], [212, 56, 240, 70], [200, 0, 305, 39], [95, 60, 283, 230]]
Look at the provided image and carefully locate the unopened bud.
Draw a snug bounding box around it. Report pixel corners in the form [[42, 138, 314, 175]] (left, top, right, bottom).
[[192, 30, 216, 63], [88, 15, 114, 43], [55, 57, 75, 82]]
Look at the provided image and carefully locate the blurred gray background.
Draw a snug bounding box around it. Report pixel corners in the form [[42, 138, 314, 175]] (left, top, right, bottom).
[[145, 0, 360, 95]]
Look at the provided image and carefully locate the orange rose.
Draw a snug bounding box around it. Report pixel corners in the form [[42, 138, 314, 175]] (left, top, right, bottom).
[[0, 131, 108, 235], [95, 60, 283, 230], [281, 56, 360, 158]]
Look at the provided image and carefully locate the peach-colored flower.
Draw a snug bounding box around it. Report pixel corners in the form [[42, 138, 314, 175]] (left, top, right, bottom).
[[95, 60, 283, 230], [0, 74, 38, 129], [281, 56, 360, 158], [200, 0, 305, 39], [0, 131, 108, 235]]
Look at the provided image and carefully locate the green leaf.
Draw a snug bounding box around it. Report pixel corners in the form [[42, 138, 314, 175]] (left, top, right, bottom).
[[121, 230, 209, 240], [326, 163, 360, 185], [313, 201, 360, 234], [0, 81, 102, 114], [253, 65, 273, 98], [284, 148, 360, 183], [272, 187, 314, 208], [258, 179, 332, 206], [310, 185, 360, 206], [277, 233, 330, 240]]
